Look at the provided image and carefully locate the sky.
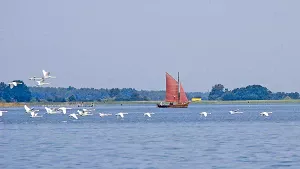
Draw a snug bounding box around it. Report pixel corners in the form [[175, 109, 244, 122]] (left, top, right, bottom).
[[0, 0, 299, 92]]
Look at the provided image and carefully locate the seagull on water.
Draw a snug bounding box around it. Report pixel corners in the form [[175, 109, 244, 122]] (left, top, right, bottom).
[[115, 112, 128, 118], [260, 112, 272, 116], [144, 112, 155, 117], [99, 113, 112, 117], [69, 113, 78, 119], [200, 112, 211, 117], [58, 107, 72, 114], [0, 111, 8, 117], [8, 81, 22, 89], [24, 105, 39, 114]]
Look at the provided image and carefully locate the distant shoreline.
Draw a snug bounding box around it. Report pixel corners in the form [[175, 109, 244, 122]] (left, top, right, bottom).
[[1, 100, 300, 107]]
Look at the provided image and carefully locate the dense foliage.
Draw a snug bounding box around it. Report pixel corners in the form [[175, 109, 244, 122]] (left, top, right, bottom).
[[0, 81, 31, 102], [0, 80, 298, 102], [209, 84, 300, 100], [29, 86, 208, 102]]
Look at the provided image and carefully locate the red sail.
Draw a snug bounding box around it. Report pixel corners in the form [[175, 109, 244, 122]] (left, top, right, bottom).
[[165, 73, 178, 102], [179, 83, 188, 103]]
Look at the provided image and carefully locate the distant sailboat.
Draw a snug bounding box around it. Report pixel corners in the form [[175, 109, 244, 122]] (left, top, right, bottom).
[[157, 72, 189, 108]]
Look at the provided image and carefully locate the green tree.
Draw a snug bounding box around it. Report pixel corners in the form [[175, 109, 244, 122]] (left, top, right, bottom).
[[9, 80, 32, 102], [109, 88, 120, 98], [208, 84, 225, 100], [287, 92, 299, 99]]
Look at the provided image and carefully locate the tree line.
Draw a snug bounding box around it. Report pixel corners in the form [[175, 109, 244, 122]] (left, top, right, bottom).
[[0, 80, 207, 102], [1, 80, 298, 102], [208, 84, 300, 100]]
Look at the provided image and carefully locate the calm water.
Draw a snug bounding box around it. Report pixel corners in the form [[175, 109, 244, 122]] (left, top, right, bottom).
[[1, 104, 300, 169]]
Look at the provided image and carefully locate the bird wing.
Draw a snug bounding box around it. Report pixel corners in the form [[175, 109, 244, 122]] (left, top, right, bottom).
[[43, 70, 49, 77], [70, 114, 78, 119], [24, 105, 31, 112], [59, 107, 67, 114]]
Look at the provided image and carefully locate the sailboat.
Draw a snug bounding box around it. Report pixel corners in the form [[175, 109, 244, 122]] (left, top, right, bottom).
[[157, 72, 190, 108]]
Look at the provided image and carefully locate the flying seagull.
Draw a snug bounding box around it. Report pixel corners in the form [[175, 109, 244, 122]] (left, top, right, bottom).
[[8, 81, 22, 89]]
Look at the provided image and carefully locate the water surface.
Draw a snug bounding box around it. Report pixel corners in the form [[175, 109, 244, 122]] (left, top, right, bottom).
[[1, 104, 300, 169]]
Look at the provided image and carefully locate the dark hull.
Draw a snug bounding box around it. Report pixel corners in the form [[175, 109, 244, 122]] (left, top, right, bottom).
[[157, 102, 189, 108]]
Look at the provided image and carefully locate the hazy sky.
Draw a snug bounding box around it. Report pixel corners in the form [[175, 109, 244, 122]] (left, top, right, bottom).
[[1, 0, 299, 92]]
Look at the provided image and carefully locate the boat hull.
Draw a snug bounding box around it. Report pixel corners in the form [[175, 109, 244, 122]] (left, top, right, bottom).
[[157, 102, 189, 108]]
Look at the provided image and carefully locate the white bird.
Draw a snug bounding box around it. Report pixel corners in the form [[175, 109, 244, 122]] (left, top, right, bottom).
[[0, 111, 8, 117], [45, 107, 60, 114], [58, 107, 72, 114], [30, 112, 42, 118], [200, 112, 211, 117], [69, 113, 78, 119], [36, 79, 50, 87], [77, 109, 93, 116], [99, 113, 112, 117], [144, 112, 155, 117], [43, 70, 56, 79], [8, 81, 22, 89], [24, 105, 39, 114], [115, 112, 128, 118], [229, 109, 243, 114], [260, 112, 272, 117]]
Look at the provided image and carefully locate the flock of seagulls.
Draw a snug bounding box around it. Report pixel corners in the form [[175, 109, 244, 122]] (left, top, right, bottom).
[[29, 70, 55, 87], [0, 106, 273, 119], [8, 69, 55, 89], [1, 105, 150, 120], [199, 110, 272, 117]]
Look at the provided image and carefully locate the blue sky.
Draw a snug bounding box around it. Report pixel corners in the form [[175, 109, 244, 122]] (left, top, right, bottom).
[[0, 0, 299, 92]]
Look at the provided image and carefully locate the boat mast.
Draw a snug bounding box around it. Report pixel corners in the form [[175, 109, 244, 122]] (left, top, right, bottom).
[[178, 72, 180, 103]]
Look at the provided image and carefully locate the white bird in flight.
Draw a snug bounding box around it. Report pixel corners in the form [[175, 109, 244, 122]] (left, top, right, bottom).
[[36, 79, 50, 87], [43, 70, 56, 79], [200, 112, 211, 117], [77, 109, 93, 116], [229, 109, 243, 114], [30, 112, 42, 118], [99, 113, 112, 117], [0, 110, 8, 117], [45, 107, 60, 114], [24, 105, 39, 114], [69, 113, 78, 119], [8, 81, 22, 89], [144, 112, 155, 117], [58, 107, 72, 114], [115, 112, 128, 118], [29, 70, 55, 81], [260, 112, 272, 116]]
